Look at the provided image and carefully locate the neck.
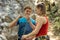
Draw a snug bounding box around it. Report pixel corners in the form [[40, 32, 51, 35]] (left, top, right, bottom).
[[24, 14, 30, 20]]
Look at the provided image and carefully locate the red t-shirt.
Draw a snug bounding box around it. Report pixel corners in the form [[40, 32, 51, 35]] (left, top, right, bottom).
[[36, 16, 49, 37]]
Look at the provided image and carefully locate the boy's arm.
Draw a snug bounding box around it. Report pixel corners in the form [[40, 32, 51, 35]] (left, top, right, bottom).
[[9, 15, 22, 28]]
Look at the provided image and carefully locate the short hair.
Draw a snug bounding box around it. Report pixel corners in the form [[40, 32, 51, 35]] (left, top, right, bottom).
[[24, 6, 32, 10]]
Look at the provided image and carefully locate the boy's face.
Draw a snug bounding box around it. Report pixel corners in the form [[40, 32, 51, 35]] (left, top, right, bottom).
[[24, 8, 32, 16]]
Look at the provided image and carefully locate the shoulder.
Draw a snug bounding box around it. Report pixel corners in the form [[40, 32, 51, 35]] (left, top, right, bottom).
[[36, 16, 47, 24], [18, 17, 26, 22]]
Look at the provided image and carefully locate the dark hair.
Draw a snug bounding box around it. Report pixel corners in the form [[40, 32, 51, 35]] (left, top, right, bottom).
[[36, 2, 46, 15], [24, 6, 32, 10], [52, 2, 55, 6]]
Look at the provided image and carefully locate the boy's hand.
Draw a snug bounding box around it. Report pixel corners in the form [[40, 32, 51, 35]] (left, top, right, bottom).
[[18, 15, 22, 18]]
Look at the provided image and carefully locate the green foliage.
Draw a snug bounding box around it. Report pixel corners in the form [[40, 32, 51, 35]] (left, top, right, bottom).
[[52, 17, 60, 36], [45, 1, 60, 37]]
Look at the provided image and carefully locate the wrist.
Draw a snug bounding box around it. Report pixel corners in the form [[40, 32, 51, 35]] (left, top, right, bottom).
[[18, 15, 22, 18], [26, 35, 29, 38]]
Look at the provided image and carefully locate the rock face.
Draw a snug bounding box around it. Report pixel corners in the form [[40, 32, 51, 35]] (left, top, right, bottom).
[[0, 0, 35, 19], [0, 0, 35, 40]]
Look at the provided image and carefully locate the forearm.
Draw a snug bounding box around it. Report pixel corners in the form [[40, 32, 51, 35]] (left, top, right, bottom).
[[9, 17, 19, 28], [9, 15, 21, 28]]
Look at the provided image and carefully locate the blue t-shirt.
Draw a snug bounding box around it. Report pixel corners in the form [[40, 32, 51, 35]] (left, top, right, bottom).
[[17, 17, 36, 38]]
